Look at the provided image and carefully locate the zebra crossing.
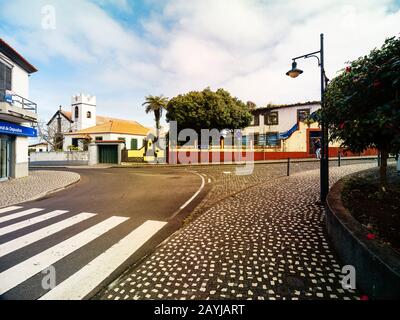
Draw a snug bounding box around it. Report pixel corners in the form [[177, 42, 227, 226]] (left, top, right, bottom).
[[0, 205, 167, 300]]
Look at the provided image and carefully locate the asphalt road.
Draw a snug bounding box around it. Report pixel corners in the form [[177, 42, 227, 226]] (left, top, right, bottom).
[[0, 167, 207, 300]]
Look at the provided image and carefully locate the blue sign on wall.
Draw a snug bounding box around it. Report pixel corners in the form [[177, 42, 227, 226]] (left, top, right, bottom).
[[5, 90, 14, 104], [0, 121, 37, 137]]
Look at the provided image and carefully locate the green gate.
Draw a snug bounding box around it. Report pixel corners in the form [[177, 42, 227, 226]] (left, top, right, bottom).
[[98, 145, 118, 164]]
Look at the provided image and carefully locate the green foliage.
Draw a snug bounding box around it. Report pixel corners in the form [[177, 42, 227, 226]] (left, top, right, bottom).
[[166, 87, 253, 133], [323, 36, 400, 154], [68, 145, 79, 151]]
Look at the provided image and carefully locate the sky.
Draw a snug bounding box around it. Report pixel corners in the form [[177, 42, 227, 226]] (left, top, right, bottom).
[[0, 0, 399, 128]]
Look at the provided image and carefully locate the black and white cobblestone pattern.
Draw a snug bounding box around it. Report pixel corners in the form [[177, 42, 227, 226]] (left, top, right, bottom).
[[100, 163, 375, 300]]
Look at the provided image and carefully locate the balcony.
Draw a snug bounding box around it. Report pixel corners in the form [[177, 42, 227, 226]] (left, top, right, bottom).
[[0, 90, 38, 124]]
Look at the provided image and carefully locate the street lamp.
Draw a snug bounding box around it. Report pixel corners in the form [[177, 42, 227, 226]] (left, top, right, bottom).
[[286, 61, 303, 78], [286, 33, 329, 202]]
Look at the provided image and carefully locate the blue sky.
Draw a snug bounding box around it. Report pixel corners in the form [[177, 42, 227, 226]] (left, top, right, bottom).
[[0, 0, 399, 128]]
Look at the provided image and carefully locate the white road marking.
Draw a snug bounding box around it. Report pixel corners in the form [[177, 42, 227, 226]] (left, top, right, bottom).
[[0, 216, 128, 295], [0, 206, 22, 214], [40, 220, 167, 300], [0, 212, 96, 258], [0, 210, 68, 236], [179, 172, 205, 210], [0, 208, 43, 224]]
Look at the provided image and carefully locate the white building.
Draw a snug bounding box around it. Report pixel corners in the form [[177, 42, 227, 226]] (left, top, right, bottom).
[[29, 142, 49, 153], [0, 38, 38, 181], [46, 93, 150, 164], [242, 101, 322, 154]]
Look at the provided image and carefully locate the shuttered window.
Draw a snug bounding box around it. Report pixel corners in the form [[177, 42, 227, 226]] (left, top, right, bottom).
[[130, 139, 138, 150]]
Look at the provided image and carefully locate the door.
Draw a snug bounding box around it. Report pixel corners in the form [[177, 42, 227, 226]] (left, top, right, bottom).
[[0, 136, 11, 181], [309, 130, 322, 154], [98, 145, 118, 164]]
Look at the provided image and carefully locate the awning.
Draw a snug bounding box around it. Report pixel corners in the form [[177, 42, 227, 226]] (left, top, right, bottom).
[[279, 123, 299, 140]]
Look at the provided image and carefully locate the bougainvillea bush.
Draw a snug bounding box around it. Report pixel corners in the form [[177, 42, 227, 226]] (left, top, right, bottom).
[[323, 36, 400, 190]]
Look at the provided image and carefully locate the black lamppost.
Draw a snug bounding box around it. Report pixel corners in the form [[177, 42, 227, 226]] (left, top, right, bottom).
[[286, 33, 329, 202]]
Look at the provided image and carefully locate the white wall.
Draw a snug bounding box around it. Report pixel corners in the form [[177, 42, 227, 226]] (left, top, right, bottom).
[[11, 64, 29, 99], [29, 151, 89, 163], [108, 134, 145, 149], [30, 144, 48, 152], [63, 135, 73, 151], [0, 53, 30, 99], [71, 94, 97, 131], [15, 136, 28, 164], [63, 133, 146, 151]]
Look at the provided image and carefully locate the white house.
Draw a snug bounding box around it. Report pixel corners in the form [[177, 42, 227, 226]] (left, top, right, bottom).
[[45, 93, 150, 164], [29, 142, 49, 153], [242, 101, 323, 154], [0, 38, 38, 180]]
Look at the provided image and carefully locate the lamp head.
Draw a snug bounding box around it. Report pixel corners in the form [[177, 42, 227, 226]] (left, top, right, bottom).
[[286, 61, 303, 78]]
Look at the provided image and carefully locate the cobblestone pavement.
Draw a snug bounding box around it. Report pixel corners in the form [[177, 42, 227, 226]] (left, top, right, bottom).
[[0, 170, 80, 208], [184, 159, 378, 224], [99, 162, 376, 300]]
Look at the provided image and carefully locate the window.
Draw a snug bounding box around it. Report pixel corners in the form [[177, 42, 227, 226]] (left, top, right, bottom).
[[118, 137, 126, 142], [251, 114, 260, 126], [0, 60, 12, 101], [130, 139, 138, 150], [74, 106, 79, 119], [87, 111, 92, 118], [265, 111, 279, 125], [95, 136, 103, 141], [254, 133, 260, 146], [297, 108, 310, 122], [72, 138, 79, 147], [265, 133, 280, 147]]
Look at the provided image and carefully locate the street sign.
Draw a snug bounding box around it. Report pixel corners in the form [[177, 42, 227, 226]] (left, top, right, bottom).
[[0, 121, 37, 137]]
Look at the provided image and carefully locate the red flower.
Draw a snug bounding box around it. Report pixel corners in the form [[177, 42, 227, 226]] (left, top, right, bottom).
[[367, 233, 376, 240], [345, 66, 351, 73], [339, 122, 345, 129], [360, 295, 369, 300], [373, 80, 382, 88]]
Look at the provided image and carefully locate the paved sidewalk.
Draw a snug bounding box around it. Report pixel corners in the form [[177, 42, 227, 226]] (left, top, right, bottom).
[[0, 170, 80, 208], [99, 163, 375, 300]]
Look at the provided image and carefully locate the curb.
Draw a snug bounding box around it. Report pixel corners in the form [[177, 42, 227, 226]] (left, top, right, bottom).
[[0, 173, 81, 209], [326, 176, 400, 300]]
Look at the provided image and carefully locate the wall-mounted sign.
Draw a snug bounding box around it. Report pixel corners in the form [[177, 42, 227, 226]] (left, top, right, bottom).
[[5, 90, 14, 104], [0, 121, 37, 137]]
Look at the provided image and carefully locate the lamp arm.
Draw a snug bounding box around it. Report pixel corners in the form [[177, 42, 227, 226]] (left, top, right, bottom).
[[292, 50, 321, 66]]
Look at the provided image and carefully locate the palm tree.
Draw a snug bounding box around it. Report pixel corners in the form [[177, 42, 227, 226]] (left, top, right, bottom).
[[142, 95, 169, 141]]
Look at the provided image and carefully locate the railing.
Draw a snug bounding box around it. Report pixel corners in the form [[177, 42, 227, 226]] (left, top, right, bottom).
[[0, 90, 37, 113]]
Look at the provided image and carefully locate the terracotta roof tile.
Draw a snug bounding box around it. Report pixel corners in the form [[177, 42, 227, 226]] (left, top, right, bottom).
[[60, 110, 72, 121], [65, 119, 150, 136]]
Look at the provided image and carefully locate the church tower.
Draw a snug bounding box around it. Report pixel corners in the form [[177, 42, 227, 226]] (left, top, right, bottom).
[[71, 93, 96, 131]]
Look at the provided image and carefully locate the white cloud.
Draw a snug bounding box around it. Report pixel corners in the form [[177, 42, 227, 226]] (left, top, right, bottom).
[[0, 0, 399, 125], [152, 0, 400, 103]]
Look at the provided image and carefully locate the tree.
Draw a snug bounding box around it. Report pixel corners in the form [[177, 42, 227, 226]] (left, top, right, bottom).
[[37, 113, 68, 151], [142, 95, 169, 141], [323, 36, 400, 191], [166, 88, 253, 141]]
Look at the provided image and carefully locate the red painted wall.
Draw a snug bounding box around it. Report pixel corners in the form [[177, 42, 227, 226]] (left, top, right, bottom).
[[168, 148, 378, 164]]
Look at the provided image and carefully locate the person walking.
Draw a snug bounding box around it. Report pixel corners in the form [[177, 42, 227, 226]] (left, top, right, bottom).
[[314, 138, 322, 160]]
